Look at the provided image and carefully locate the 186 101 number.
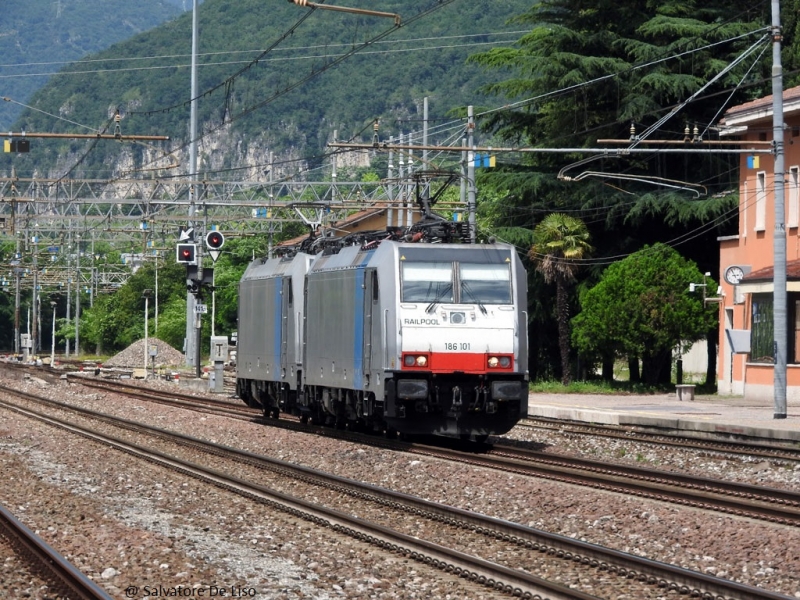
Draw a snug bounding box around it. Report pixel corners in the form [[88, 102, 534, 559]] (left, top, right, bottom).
[[444, 342, 470, 351]]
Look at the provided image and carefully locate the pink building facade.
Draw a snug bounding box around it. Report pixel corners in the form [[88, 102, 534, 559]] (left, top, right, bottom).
[[718, 85, 800, 399]]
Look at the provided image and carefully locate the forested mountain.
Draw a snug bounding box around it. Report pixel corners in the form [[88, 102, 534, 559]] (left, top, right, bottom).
[[0, 0, 184, 128], [0, 0, 530, 179]]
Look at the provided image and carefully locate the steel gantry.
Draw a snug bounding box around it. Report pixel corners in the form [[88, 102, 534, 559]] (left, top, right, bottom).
[[0, 176, 448, 240]]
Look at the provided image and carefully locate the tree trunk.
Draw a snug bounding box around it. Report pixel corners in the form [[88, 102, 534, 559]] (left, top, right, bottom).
[[628, 356, 640, 382], [556, 278, 571, 385], [602, 355, 614, 381], [641, 348, 672, 386]]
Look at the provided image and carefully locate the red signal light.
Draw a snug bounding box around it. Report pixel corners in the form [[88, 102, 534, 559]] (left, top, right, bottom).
[[205, 230, 225, 250], [176, 243, 197, 264]]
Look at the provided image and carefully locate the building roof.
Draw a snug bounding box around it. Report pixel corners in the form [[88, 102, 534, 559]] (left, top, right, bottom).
[[740, 259, 800, 282], [721, 85, 800, 128]]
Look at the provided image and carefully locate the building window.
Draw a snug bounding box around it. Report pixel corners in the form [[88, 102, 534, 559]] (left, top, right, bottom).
[[755, 171, 767, 232], [750, 294, 773, 362], [795, 299, 800, 364], [790, 167, 800, 229], [750, 293, 800, 364]]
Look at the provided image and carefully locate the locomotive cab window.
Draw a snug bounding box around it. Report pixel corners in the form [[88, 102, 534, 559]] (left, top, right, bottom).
[[401, 260, 511, 305], [459, 263, 512, 305], [401, 262, 453, 303]]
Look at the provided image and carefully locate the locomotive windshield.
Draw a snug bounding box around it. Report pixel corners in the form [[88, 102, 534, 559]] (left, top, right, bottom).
[[401, 262, 454, 302], [401, 261, 512, 304], [459, 263, 512, 304]]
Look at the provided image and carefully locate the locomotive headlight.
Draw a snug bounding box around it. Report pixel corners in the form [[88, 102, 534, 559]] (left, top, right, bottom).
[[488, 355, 512, 368], [450, 311, 466, 325], [403, 353, 429, 368]]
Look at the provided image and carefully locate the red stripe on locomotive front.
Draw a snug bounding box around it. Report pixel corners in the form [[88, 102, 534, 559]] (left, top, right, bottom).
[[401, 352, 514, 373]]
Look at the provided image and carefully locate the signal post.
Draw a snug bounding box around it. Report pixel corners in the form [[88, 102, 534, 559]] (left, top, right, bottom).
[[176, 228, 225, 380]]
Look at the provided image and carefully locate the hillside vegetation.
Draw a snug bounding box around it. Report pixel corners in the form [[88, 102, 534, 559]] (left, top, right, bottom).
[[1, 0, 530, 178], [0, 0, 183, 128]]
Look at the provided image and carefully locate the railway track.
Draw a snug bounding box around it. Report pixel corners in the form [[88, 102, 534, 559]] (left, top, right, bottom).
[[1, 386, 794, 600], [0, 502, 112, 600], [50, 374, 800, 526], [66, 373, 260, 421], [518, 417, 800, 461]]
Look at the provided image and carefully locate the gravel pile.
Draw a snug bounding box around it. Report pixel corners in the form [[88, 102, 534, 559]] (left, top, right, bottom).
[[1, 371, 799, 599], [102, 338, 185, 369]]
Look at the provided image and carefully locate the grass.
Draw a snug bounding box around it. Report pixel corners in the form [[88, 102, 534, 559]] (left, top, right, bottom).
[[529, 374, 717, 396], [529, 379, 671, 395]]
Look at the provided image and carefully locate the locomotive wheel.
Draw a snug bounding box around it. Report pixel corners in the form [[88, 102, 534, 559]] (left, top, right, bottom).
[[384, 427, 397, 439], [474, 434, 489, 444], [300, 414, 309, 425], [271, 407, 280, 419]]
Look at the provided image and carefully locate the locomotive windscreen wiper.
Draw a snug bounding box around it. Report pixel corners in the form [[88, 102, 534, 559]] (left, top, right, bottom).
[[461, 281, 487, 314], [425, 284, 453, 314]]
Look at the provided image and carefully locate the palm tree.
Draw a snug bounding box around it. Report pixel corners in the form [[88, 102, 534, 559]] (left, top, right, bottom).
[[529, 213, 593, 385]]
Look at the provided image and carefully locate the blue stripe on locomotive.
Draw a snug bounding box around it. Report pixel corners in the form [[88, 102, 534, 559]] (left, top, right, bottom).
[[353, 270, 364, 386], [273, 281, 282, 362], [352, 251, 374, 388]]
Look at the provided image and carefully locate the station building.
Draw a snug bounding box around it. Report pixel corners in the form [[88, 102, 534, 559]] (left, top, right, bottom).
[[717, 85, 800, 399]]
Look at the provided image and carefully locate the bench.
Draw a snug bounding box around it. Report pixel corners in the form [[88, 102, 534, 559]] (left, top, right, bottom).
[[676, 384, 696, 402]]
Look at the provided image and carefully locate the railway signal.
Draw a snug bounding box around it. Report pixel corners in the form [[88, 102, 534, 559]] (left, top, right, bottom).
[[176, 243, 197, 264], [205, 230, 225, 262]]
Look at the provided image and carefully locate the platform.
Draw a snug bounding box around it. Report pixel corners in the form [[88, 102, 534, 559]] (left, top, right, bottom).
[[527, 392, 800, 443]]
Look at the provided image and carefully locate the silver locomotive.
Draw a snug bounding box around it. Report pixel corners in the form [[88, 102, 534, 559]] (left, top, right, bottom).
[[236, 226, 528, 441]]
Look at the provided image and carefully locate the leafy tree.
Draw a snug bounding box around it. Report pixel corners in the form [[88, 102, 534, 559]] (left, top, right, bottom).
[[78, 259, 187, 355], [529, 214, 593, 384], [466, 0, 769, 379], [154, 296, 188, 351], [571, 243, 717, 386]]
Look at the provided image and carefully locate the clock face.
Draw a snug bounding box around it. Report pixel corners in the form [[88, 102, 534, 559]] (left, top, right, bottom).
[[724, 265, 745, 285]]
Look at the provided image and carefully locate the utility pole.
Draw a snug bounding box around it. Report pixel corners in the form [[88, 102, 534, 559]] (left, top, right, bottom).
[[387, 136, 394, 228], [65, 229, 71, 358], [398, 133, 405, 226], [32, 232, 38, 356], [467, 105, 477, 242], [771, 0, 787, 419], [75, 234, 81, 356], [406, 135, 414, 227], [185, 0, 200, 369], [422, 97, 429, 206]]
